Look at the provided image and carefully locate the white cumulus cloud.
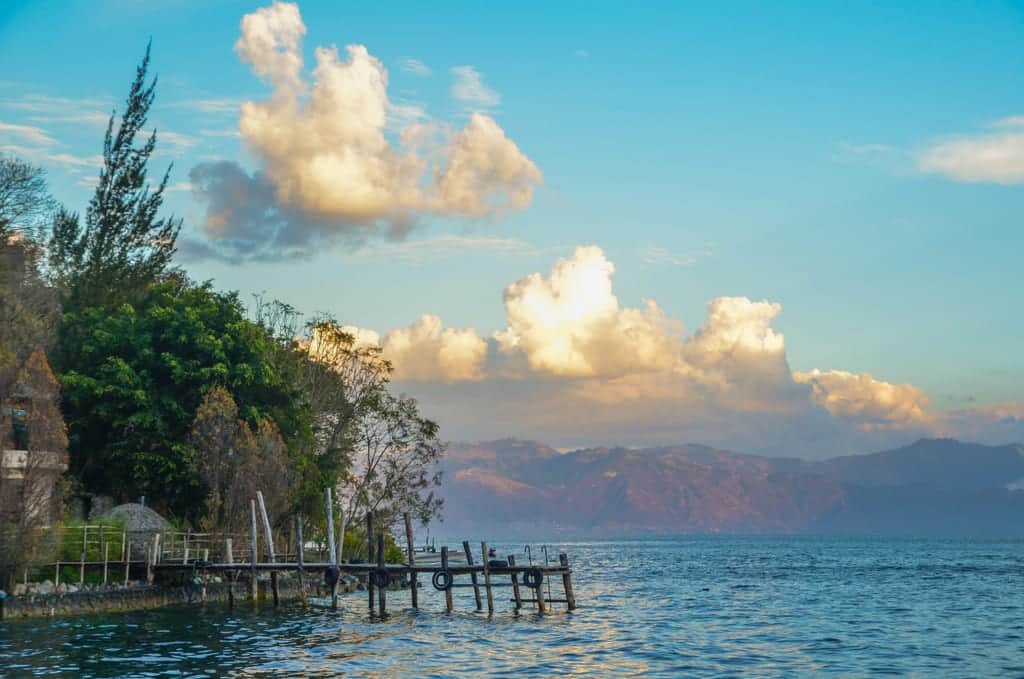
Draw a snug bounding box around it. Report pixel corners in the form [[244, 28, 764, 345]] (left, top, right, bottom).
[[189, 1, 542, 262], [384, 315, 487, 382], [494, 245, 684, 378], [794, 369, 932, 430], [338, 244, 1018, 456]]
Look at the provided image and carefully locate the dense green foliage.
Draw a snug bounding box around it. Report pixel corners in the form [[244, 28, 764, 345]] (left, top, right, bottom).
[[58, 280, 311, 518]]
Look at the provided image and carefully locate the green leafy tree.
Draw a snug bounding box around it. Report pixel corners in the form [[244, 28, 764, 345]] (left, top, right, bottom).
[[49, 43, 180, 311], [58, 279, 308, 519]]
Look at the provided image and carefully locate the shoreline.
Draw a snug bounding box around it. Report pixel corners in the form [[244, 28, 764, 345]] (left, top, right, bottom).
[[0, 572, 362, 620]]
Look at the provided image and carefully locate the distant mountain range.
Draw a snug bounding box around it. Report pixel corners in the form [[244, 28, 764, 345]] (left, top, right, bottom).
[[437, 438, 1024, 537]]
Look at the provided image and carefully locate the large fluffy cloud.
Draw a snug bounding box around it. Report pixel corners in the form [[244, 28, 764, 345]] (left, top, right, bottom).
[[494, 246, 684, 378], [383, 315, 487, 383], [188, 1, 542, 262]]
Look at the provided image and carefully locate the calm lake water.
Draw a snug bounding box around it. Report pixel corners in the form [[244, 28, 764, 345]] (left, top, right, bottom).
[[2, 537, 1023, 677]]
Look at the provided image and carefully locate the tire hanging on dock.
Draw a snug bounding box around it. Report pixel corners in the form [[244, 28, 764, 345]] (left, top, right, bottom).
[[432, 569, 453, 591], [523, 568, 543, 589]]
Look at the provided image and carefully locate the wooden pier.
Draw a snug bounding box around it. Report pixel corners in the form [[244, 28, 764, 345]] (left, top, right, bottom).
[[149, 498, 577, 617]]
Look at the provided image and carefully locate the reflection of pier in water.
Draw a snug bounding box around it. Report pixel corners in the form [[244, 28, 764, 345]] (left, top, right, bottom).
[[150, 488, 576, 617]]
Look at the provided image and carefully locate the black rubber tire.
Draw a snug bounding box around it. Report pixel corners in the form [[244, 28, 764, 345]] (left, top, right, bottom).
[[431, 569, 453, 591], [523, 568, 543, 589]]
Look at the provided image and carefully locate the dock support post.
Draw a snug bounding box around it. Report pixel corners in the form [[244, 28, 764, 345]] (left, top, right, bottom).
[[480, 542, 494, 615], [377, 533, 386, 617], [536, 565, 546, 614], [295, 515, 306, 604], [147, 533, 159, 585], [123, 542, 130, 587], [337, 509, 347, 566], [325, 488, 338, 609], [250, 500, 259, 603], [441, 546, 453, 613], [226, 538, 235, 608], [256, 491, 279, 607], [366, 511, 375, 614], [80, 525, 87, 586], [463, 541, 482, 611], [560, 553, 576, 611], [102, 541, 109, 586], [404, 513, 418, 608], [508, 555, 522, 612]]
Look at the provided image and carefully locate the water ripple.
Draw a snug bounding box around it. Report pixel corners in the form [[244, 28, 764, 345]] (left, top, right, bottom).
[[2, 537, 1023, 677]]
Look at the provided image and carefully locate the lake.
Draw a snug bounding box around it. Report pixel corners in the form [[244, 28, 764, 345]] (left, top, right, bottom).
[[2, 536, 1022, 676]]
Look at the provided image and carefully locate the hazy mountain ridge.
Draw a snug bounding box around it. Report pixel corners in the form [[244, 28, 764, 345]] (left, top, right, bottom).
[[438, 438, 1024, 537]]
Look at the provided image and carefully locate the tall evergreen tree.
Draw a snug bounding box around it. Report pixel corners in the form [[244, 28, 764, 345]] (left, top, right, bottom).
[[49, 42, 180, 309]]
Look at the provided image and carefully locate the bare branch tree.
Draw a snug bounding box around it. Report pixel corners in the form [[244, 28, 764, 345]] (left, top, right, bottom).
[[0, 154, 56, 242], [343, 390, 444, 529], [190, 387, 289, 535]]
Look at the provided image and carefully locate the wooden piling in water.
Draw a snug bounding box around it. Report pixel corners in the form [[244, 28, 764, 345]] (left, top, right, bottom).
[[560, 553, 576, 611], [337, 509, 347, 566], [295, 515, 306, 603], [441, 546, 453, 613], [226, 538, 235, 607], [508, 554, 522, 612], [481, 542, 494, 615], [249, 500, 259, 603], [366, 511, 375, 613], [404, 513, 418, 608], [256, 491, 279, 606], [102, 542, 110, 585], [377, 533, 386, 617], [80, 525, 87, 586], [325, 488, 338, 609], [463, 541, 482, 611]]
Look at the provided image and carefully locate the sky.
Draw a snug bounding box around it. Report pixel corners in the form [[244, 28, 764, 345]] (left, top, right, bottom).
[[2, 0, 1022, 457]]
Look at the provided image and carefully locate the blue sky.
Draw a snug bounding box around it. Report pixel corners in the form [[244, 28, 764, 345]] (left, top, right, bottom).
[[2, 1, 1022, 454]]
